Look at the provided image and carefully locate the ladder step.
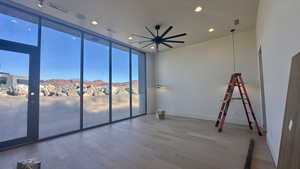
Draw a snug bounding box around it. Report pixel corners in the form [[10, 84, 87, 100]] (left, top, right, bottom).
[[231, 97, 243, 100]]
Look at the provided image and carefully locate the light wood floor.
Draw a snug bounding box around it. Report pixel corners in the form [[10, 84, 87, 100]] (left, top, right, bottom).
[[0, 115, 276, 169]]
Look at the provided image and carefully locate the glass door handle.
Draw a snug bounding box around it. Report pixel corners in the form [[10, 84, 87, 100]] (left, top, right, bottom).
[[29, 92, 36, 104]]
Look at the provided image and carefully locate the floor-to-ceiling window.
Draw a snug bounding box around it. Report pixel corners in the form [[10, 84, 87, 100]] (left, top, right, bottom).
[[83, 34, 110, 128], [132, 51, 146, 116], [112, 44, 130, 121], [0, 2, 147, 150], [39, 20, 81, 138]]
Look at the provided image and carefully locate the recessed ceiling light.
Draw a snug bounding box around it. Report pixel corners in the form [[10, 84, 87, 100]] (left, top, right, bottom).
[[194, 6, 203, 12], [150, 46, 155, 49], [208, 28, 215, 32], [91, 20, 98, 25], [128, 36, 133, 40]]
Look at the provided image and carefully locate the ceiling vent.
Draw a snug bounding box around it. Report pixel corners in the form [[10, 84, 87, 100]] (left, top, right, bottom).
[[106, 28, 116, 34], [47, 1, 68, 13], [75, 13, 86, 20]]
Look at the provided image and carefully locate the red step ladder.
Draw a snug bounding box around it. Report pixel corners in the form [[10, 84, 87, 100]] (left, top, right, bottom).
[[215, 73, 263, 136]]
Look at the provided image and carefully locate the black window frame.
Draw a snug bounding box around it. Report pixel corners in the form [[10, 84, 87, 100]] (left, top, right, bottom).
[[0, 1, 147, 150]]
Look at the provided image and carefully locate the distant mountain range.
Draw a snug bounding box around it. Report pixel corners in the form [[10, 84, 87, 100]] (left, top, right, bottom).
[[41, 79, 138, 87]]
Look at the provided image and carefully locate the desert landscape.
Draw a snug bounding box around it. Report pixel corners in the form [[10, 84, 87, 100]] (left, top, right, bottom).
[[0, 75, 145, 141]]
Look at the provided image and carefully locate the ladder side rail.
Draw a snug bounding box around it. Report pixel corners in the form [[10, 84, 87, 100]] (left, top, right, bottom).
[[216, 76, 236, 127], [216, 102, 227, 127], [238, 75, 263, 136], [218, 98, 232, 132], [238, 76, 257, 116], [218, 77, 236, 132], [236, 77, 253, 130]]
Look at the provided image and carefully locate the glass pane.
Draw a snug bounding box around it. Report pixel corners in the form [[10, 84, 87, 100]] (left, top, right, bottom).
[[39, 20, 81, 138], [0, 4, 38, 45], [0, 50, 28, 142], [132, 51, 146, 116], [112, 44, 130, 121], [83, 35, 109, 128]]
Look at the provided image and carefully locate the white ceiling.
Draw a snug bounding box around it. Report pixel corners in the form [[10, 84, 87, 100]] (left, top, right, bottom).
[[9, 0, 258, 52]]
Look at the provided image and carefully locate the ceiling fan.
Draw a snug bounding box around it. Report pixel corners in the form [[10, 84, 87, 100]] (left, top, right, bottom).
[[131, 25, 187, 51]]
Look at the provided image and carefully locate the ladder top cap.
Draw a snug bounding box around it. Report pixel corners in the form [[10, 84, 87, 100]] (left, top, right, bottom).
[[232, 73, 242, 76]]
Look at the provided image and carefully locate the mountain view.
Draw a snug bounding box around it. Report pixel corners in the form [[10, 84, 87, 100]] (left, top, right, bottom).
[[0, 73, 139, 97]]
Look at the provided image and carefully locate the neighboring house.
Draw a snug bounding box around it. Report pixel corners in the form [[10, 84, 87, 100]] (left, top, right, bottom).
[[0, 72, 28, 90]]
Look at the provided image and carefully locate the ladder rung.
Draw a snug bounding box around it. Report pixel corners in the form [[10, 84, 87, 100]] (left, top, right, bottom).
[[231, 97, 243, 100]]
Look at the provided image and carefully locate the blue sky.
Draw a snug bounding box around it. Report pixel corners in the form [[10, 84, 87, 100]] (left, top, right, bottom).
[[0, 13, 139, 83]]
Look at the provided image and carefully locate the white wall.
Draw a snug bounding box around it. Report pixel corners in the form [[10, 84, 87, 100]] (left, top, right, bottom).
[[256, 0, 300, 165], [155, 29, 264, 126], [146, 53, 156, 114]]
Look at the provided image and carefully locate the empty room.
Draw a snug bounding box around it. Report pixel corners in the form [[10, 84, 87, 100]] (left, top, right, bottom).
[[0, 0, 299, 169]]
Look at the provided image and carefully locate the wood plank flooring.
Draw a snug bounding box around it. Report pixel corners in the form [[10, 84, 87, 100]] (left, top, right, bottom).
[[0, 115, 276, 169]]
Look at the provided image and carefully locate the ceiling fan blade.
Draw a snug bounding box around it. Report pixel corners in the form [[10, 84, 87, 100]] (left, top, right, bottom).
[[164, 33, 187, 40], [130, 40, 152, 44], [164, 40, 185, 43], [145, 26, 156, 38], [142, 42, 154, 48], [140, 40, 153, 44], [131, 34, 152, 40], [160, 26, 173, 38], [162, 42, 173, 48]]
